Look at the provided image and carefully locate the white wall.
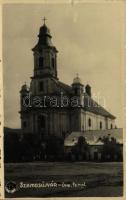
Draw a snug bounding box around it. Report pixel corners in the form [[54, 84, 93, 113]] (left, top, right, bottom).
[[80, 110, 115, 131]]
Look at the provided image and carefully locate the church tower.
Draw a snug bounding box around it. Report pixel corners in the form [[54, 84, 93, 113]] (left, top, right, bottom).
[[20, 19, 60, 136], [20, 19, 72, 138], [71, 74, 84, 131], [31, 18, 58, 95]]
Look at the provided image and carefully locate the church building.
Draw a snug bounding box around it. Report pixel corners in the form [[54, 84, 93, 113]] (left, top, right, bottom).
[[20, 20, 116, 139]]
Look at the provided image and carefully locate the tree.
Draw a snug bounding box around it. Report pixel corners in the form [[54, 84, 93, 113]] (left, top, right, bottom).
[[71, 136, 89, 161], [99, 135, 122, 161]]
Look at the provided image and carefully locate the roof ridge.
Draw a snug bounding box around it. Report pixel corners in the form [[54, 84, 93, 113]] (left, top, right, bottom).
[[84, 94, 116, 119]]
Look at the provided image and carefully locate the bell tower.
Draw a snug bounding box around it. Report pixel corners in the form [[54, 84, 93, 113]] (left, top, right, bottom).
[[32, 18, 58, 78], [30, 19, 58, 95]]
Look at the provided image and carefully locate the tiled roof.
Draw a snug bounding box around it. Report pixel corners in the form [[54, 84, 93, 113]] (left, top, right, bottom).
[[58, 81, 73, 94], [83, 94, 116, 119], [64, 128, 123, 146], [51, 78, 72, 94]]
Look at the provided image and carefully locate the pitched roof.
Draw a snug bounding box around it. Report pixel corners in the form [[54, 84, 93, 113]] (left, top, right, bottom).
[[58, 81, 73, 94], [83, 94, 116, 119], [64, 128, 123, 146], [51, 78, 72, 94]]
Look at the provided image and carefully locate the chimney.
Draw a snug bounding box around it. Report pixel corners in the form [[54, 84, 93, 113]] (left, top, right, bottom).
[[85, 84, 91, 97]]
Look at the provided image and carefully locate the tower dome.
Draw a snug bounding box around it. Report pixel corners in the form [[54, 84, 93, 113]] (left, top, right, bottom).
[[72, 74, 84, 97], [32, 19, 55, 48], [38, 24, 52, 38], [20, 83, 29, 92], [73, 74, 82, 85]]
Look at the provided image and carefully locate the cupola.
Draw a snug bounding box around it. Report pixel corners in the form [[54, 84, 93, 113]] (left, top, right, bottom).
[[73, 74, 82, 85], [72, 74, 84, 96], [20, 83, 29, 93]]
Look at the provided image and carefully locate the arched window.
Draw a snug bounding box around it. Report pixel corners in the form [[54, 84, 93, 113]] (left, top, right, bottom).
[[74, 88, 78, 95], [39, 57, 44, 67], [88, 118, 91, 127], [52, 57, 55, 68], [111, 123, 113, 129], [100, 121, 102, 129]]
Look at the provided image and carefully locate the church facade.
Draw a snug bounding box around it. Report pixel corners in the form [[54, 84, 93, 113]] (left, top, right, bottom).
[[20, 21, 116, 138]]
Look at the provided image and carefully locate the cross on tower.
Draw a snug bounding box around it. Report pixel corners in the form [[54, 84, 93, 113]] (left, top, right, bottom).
[[43, 17, 47, 25]]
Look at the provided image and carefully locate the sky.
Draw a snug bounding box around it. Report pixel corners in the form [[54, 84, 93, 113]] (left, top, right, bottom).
[[3, 2, 124, 128]]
